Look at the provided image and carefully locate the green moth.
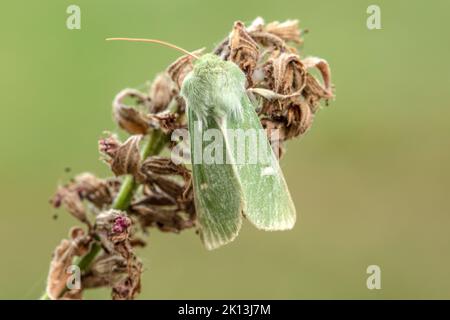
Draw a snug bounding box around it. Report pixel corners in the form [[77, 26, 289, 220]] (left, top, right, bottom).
[[180, 54, 296, 250], [106, 38, 296, 250]]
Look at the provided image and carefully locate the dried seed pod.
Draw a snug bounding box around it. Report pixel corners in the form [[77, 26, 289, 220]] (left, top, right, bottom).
[[113, 89, 150, 135], [229, 21, 259, 85], [133, 193, 177, 207], [131, 204, 194, 233], [286, 99, 314, 138], [73, 173, 113, 209], [139, 156, 191, 200], [100, 135, 141, 177], [149, 72, 177, 113], [82, 254, 128, 289], [266, 52, 307, 98], [148, 175, 185, 200], [140, 156, 190, 179]]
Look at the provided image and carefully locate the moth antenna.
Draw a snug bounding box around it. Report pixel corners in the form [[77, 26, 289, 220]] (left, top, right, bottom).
[[106, 38, 199, 59]]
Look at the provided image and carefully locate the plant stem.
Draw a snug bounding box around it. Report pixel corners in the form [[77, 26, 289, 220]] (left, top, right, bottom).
[[40, 129, 167, 300]]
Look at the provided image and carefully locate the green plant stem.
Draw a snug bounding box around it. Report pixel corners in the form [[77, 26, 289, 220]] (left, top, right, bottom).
[[40, 129, 167, 300]]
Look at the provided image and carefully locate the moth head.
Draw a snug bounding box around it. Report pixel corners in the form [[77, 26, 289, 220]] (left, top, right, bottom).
[[181, 54, 246, 122]]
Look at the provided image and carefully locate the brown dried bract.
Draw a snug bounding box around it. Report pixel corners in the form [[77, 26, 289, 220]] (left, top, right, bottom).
[[140, 156, 190, 180], [229, 21, 259, 86], [113, 89, 150, 135], [111, 256, 142, 300], [73, 173, 113, 209], [248, 31, 287, 51], [262, 52, 307, 111], [149, 73, 177, 113], [131, 156, 195, 232], [82, 254, 127, 289], [45, 227, 92, 300]]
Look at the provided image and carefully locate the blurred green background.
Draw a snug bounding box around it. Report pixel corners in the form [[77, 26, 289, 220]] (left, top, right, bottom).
[[1, 0, 449, 299]]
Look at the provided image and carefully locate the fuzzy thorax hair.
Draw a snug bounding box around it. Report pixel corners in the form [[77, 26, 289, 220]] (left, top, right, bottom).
[[180, 54, 246, 122]]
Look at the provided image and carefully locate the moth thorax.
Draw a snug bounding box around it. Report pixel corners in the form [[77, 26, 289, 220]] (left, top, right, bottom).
[[180, 54, 246, 121]]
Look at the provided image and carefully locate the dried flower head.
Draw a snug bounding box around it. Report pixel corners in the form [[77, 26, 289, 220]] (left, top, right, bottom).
[[44, 17, 333, 300]]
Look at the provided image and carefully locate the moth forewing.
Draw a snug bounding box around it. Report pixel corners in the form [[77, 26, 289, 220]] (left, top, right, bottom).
[[188, 108, 244, 250], [226, 95, 297, 230], [182, 53, 296, 250]]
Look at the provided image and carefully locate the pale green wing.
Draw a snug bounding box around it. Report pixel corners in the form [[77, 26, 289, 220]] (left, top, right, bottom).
[[188, 108, 244, 250], [226, 96, 297, 230]]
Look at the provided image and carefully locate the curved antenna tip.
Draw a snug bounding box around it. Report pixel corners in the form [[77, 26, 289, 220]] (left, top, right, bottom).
[[105, 37, 199, 59]]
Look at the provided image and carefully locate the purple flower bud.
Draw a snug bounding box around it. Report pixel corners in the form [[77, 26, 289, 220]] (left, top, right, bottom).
[[112, 216, 130, 234]]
